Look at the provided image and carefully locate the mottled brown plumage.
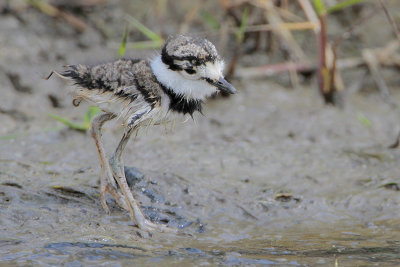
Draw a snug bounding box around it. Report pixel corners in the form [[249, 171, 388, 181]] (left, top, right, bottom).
[[64, 59, 162, 109]]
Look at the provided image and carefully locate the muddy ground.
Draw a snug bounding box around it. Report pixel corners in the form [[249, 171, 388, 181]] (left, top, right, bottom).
[[1, 1, 400, 266]]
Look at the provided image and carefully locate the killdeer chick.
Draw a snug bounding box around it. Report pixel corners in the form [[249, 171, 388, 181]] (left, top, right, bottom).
[[48, 35, 237, 232]]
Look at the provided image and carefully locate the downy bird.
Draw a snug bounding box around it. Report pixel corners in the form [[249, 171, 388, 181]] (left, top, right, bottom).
[[48, 35, 237, 232]]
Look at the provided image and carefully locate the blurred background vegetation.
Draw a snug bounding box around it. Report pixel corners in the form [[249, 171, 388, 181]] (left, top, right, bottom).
[[2, 0, 400, 107]]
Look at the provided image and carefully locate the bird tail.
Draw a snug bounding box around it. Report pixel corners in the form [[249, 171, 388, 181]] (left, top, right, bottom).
[[61, 65, 92, 88], [45, 64, 89, 83]]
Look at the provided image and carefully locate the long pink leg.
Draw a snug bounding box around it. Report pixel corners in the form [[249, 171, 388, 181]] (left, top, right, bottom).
[[90, 113, 129, 212], [109, 126, 176, 232]]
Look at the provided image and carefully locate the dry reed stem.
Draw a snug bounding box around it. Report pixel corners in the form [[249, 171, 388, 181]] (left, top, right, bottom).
[[259, 1, 307, 61], [298, 0, 320, 33], [28, 0, 87, 32], [179, 1, 202, 34], [362, 49, 392, 104], [235, 39, 400, 79], [378, 0, 400, 42]]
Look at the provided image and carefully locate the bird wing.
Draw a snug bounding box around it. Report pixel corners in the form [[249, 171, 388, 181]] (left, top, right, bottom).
[[62, 59, 162, 125], [63, 58, 139, 94], [63, 59, 161, 107]]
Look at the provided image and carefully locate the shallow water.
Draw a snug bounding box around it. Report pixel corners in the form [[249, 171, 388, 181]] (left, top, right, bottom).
[[1, 197, 399, 266]]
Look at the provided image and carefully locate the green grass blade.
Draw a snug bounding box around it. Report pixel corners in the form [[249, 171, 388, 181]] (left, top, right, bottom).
[[313, 0, 326, 15], [49, 106, 99, 132], [234, 7, 250, 44], [201, 11, 220, 30], [0, 126, 63, 140], [0, 132, 28, 140], [239, 7, 249, 43], [49, 113, 87, 131], [357, 113, 372, 127], [83, 106, 100, 128], [125, 15, 163, 42], [327, 0, 366, 13], [118, 25, 129, 57]]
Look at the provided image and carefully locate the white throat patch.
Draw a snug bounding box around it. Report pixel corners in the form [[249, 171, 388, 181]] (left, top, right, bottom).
[[151, 56, 219, 100]]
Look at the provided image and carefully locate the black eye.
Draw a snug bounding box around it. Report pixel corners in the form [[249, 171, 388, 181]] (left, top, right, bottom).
[[184, 69, 196, 75]]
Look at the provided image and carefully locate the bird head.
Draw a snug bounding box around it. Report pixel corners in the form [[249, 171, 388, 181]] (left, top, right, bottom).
[[152, 35, 237, 100]]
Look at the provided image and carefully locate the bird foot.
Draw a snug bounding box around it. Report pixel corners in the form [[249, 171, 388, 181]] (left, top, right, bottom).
[[100, 191, 111, 214], [136, 218, 178, 233]]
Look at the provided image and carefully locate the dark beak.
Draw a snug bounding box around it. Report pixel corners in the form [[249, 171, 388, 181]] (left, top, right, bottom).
[[210, 77, 237, 94]]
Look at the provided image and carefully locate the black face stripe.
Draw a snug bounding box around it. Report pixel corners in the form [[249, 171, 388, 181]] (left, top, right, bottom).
[[161, 46, 183, 71], [161, 46, 217, 71], [184, 69, 196, 74], [204, 77, 217, 87]]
